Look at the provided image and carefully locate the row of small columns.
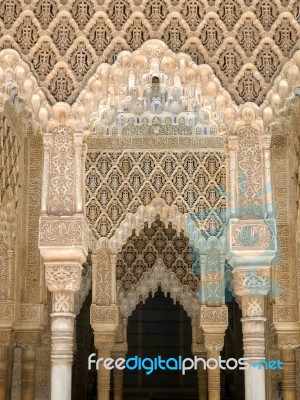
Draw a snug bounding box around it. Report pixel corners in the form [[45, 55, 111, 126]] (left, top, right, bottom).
[[0, 334, 39, 400], [0, 300, 297, 399]]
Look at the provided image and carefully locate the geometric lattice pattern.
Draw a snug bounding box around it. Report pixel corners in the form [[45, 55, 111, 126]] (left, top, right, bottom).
[[85, 150, 226, 238], [116, 217, 200, 293], [0, 0, 299, 104]]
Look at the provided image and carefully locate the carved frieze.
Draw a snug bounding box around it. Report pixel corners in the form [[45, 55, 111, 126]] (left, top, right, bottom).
[[39, 217, 88, 247], [45, 264, 82, 292], [229, 219, 275, 252]]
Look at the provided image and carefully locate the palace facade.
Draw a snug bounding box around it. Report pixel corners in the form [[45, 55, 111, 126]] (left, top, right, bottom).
[[0, 0, 300, 399]]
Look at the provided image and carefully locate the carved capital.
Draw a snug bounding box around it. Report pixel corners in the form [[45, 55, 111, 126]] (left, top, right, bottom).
[[200, 305, 228, 326], [0, 330, 14, 347], [203, 333, 225, 352], [111, 342, 128, 359], [232, 268, 270, 297], [90, 305, 119, 326], [45, 264, 82, 292], [277, 332, 300, 350], [15, 331, 40, 347], [94, 333, 115, 352], [200, 306, 227, 352]]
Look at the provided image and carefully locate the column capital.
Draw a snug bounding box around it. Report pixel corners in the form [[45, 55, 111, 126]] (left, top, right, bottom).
[[94, 333, 115, 352], [203, 333, 225, 352], [90, 304, 119, 332], [39, 215, 89, 263], [232, 268, 271, 297], [45, 264, 82, 292], [200, 306, 228, 352], [199, 305, 228, 328], [0, 330, 14, 347], [15, 331, 40, 348], [277, 332, 300, 350]]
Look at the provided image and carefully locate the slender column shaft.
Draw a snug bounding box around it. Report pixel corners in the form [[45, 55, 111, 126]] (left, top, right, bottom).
[[0, 346, 9, 400], [207, 351, 220, 400], [197, 361, 208, 400], [21, 346, 36, 400], [51, 313, 75, 400], [242, 317, 266, 400], [113, 368, 123, 400], [97, 362, 110, 400], [281, 349, 296, 400]]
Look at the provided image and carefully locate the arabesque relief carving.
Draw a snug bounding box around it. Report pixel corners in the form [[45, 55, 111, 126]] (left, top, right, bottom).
[[0, 0, 299, 104]]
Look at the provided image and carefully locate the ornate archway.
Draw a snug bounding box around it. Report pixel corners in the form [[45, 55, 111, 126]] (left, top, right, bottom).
[[0, 9, 298, 395]]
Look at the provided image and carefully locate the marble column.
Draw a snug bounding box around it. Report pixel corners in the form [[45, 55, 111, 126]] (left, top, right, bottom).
[[45, 263, 83, 400], [112, 346, 127, 400], [197, 356, 208, 400], [94, 333, 115, 400], [0, 331, 14, 400], [21, 346, 36, 400], [228, 219, 276, 400], [113, 368, 123, 400], [204, 342, 223, 400], [200, 306, 228, 400], [240, 295, 266, 400], [0, 346, 9, 400], [231, 265, 271, 400], [275, 327, 300, 400]]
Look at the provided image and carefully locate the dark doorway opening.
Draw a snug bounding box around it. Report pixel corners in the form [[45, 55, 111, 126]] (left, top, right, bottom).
[[221, 294, 245, 400], [124, 287, 198, 400]]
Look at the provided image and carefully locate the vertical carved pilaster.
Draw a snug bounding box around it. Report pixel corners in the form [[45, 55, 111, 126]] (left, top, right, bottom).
[[226, 135, 238, 216], [41, 134, 52, 214], [74, 133, 83, 213], [262, 135, 273, 215]]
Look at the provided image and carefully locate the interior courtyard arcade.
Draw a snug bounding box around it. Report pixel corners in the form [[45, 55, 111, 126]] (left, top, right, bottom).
[[1, 1, 300, 399]]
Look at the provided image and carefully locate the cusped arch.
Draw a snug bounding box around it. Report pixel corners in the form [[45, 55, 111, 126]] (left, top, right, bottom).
[[1, 42, 300, 133], [117, 258, 200, 318], [97, 198, 188, 254]]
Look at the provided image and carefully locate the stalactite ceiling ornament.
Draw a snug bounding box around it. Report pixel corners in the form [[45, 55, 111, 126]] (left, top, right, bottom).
[[0, 0, 299, 104]]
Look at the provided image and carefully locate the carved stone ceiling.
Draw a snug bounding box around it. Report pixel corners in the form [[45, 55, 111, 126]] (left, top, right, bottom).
[[0, 0, 299, 105]]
